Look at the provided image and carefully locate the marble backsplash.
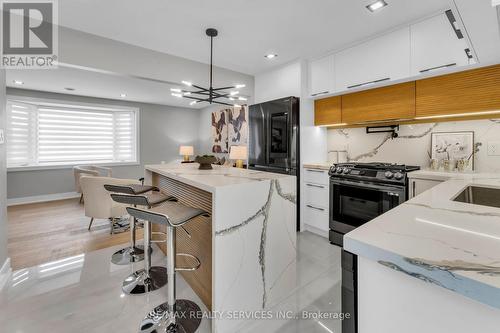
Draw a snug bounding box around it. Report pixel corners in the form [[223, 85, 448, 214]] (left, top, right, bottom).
[[327, 119, 500, 172]]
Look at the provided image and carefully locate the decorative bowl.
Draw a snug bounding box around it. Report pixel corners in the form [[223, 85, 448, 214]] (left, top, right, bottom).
[[195, 155, 217, 170]]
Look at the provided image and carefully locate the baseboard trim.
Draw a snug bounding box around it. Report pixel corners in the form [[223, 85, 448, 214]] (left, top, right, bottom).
[[0, 257, 12, 291], [303, 224, 329, 239], [7, 191, 80, 206]]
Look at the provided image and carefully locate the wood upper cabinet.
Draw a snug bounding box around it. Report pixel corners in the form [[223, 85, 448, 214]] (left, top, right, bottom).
[[416, 65, 500, 118], [314, 96, 341, 126], [341, 82, 416, 124]]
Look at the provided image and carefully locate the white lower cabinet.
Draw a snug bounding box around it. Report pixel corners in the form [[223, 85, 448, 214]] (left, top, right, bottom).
[[409, 177, 443, 198], [302, 167, 330, 235], [304, 203, 329, 233]]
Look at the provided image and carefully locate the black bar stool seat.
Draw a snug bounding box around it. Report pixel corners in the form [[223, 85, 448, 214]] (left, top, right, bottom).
[[126, 203, 209, 333], [104, 183, 158, 195]]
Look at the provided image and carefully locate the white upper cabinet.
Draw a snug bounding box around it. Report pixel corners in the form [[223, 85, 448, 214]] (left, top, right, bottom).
[[334, 27, 411, 92], [410, 11, 473, 76], [309, 55, 335, 97]]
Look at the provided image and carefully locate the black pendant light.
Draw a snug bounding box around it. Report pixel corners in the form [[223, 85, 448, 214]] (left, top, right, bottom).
[[170, 28, 246, 107]]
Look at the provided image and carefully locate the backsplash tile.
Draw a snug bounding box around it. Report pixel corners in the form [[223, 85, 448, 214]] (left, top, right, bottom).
[[327, 119, 500, 172]]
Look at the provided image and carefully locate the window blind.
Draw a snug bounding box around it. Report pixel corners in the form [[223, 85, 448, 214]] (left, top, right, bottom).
[[6, 100, 138, 168]]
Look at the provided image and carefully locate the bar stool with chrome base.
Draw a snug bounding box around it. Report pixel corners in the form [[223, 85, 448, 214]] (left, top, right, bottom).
[[108, 192, 177, 295], [104, 183, 175, 266], [126, 202, 209, 333]]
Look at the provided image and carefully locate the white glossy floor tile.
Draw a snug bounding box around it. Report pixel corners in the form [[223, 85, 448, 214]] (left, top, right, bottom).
[[0, 231, 342, 333]]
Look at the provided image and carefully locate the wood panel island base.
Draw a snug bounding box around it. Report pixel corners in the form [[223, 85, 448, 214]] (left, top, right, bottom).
[[144, 163, 297, 333]]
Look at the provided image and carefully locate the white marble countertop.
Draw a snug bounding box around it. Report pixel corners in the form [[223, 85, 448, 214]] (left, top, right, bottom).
[[145, 163, 294, 193], [303, 162, 331, 171], [408, 169, 500, 181], [344, 175, 500, 309]]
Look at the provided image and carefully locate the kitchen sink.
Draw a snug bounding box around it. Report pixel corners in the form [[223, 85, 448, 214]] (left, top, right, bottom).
[[453, 186, 500, 209]]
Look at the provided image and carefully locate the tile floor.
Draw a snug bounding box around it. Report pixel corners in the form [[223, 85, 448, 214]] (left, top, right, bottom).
[[0, 231, 341, 333]]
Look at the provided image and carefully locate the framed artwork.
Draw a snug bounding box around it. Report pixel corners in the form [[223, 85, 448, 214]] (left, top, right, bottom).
[[211, 109, 229, 153], [228, 105, 248, 146], [431, 131, 474, 171]]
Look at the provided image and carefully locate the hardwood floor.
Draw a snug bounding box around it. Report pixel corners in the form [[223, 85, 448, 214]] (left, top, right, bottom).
[[7, 198, 142, 270]]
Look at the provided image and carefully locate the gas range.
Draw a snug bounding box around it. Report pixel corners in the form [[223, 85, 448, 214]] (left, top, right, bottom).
[[329, 162, 420, 186]]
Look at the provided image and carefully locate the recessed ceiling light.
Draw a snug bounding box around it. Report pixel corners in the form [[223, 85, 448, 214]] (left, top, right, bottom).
[[120, 93, 127, 98], [366, 0, 388, 12], [264, 54, 278, 59], [64, 87, 75, 91], [13, 80, 24, 85]]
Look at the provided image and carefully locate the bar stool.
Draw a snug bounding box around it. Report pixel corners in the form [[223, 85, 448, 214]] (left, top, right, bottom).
[[104, 183, 175, 266], [126, 202, 209, 333], [108, 192, 177, 295]]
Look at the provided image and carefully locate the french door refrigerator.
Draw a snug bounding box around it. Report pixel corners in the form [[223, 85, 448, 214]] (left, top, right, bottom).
[[248, 96, 300, 230]]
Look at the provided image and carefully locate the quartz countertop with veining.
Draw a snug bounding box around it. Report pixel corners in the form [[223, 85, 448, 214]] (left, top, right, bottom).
[[344, 175, 500, 309], [145, 163, 294, 193]]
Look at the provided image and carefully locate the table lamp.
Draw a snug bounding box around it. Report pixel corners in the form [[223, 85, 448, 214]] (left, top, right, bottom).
[[230, 145, 247, 168], [179, 145, 194, 162]]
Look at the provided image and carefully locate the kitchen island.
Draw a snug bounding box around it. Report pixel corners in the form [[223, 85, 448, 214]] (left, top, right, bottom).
[[144, 163, 297, 333], [344, 174, 500, 333]]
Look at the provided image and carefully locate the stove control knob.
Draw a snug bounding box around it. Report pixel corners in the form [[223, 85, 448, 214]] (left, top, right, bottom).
[[394, 172, 404, 180], [343, 168, 350, 174], [336, 167, 343, 173], [384, 171, 394, 179]]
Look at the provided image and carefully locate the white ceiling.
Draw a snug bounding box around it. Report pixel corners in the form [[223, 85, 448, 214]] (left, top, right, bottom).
[[6, 66, 212, 109], [58, 0, 451, 75]]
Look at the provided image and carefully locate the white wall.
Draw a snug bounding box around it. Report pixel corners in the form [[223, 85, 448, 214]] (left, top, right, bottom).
[[6, 88, 201, 200], [254, 61, 301, 104]]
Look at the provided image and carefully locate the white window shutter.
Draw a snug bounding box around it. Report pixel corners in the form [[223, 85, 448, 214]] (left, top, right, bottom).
[[6, 100, 138, 168], [6, 101, 36, 167]]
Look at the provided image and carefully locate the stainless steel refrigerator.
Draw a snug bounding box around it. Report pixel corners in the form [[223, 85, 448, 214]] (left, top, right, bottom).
[[248, 96, 300, 230]]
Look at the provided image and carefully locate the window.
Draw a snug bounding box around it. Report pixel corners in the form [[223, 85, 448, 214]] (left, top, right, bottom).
[[6, 99, 138, 169]]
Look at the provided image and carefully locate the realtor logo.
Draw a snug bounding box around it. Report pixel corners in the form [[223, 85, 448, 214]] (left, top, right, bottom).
[[1, 0, 58, 68]]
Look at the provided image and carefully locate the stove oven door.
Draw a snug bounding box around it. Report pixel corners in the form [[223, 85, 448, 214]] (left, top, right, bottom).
[[329, 179, 405, 244]]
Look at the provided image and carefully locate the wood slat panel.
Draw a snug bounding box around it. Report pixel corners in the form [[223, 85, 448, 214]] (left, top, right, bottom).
[[314, 96, 342, 126], [416, 64, 500, 117], [341, 81, 416, 124], [152, 173, 213, 310]]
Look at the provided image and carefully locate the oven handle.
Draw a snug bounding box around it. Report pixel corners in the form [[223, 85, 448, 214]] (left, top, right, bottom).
[[330, 179, 405, 193]]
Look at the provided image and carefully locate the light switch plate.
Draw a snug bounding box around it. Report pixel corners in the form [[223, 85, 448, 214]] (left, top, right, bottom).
[[487, 141, 500, 156], [0, 129, 4, 145]]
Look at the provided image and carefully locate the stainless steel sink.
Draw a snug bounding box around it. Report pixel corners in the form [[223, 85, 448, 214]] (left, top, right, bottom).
[[453, 186, 500, 209]]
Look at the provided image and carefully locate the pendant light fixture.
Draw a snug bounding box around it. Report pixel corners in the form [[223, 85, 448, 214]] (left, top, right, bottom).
[[171, 28, 246, 107]]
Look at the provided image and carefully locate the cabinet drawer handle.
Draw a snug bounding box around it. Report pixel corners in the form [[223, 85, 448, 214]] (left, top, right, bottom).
[[306, 169, 325, 173], [347, 77, 390, 89], [306, 183, 325, 189], [311, 91, 329, 97], [306, 205, 325, 211], [419, 63, 456, 73]]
